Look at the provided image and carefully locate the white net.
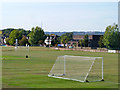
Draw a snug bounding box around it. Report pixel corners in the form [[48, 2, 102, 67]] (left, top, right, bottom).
[[87, 58, 103, 82], [49, 56, 64, 76], [48, 55, 103, 82]]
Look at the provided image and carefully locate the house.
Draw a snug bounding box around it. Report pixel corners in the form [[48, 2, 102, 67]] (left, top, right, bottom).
[[44, 34, 59, 47], [67, 40, 79, 48], [68, 35, 103, 48], [0, 35, 6, 45]]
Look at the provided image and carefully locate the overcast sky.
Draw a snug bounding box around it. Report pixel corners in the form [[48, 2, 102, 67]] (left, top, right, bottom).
[[1, 2, 118, 32]]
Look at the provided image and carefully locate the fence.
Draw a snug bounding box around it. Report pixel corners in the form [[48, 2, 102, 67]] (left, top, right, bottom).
[[51, 47, 120, 53]]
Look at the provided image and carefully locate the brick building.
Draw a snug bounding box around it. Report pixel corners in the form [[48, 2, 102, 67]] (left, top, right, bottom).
[[68, 35, 103, 47]]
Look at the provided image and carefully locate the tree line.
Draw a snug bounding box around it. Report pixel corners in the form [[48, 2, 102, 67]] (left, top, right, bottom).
[[1, 23, 120, 50], [2, 26, 74, 46], [4, 27, 45, 46]]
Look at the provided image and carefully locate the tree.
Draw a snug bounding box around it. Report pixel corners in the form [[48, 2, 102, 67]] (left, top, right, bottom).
[[98, 36, 104, 48], [103, 23, 120, 50], [8, 30, 22, 45], [79, 40, 83, 48], [2, 28, 14, 37], [5, 38, 10, 45], [19, 36, 28, 46], [2, 28, 31, 37], [45, 34, 50, 37], [83, 34, 89, 47], [59, 32, 73, 45], [64, 32, 73, 40], [38, 40, 43, 45], [28, 26, 45, 45], [51, 38, 60, 46], [60, 35, 69, 44], [19, 29, 31, 36]]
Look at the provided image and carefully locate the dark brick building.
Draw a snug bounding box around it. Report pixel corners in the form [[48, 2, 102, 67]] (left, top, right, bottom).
[[68, 35, 103, 47]]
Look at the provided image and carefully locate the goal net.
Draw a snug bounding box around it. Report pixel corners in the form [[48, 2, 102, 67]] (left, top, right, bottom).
[[48, 55, 104, 82]]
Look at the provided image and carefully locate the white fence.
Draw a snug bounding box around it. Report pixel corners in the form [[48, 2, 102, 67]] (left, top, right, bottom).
[[108, 50, 120, 53], [51, 47, 120, 53]]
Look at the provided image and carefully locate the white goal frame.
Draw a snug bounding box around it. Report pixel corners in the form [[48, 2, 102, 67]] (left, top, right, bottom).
[[48, 55, 104, 82]]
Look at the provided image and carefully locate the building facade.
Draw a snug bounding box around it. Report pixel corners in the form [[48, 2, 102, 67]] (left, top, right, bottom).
[[68, 35, 103, 48]]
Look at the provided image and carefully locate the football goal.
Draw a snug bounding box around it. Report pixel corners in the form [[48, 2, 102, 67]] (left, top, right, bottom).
[[48, 55, 104, 82]]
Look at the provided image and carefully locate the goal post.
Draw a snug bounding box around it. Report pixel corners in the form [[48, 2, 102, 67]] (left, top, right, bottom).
[[48, 55, 104, 82]]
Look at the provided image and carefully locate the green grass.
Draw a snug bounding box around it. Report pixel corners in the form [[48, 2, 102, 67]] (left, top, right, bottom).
[[2, 46, 118, 88]]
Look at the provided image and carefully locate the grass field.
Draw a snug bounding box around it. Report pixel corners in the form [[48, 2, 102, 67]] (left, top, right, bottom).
[[2, 46, 118, 88]]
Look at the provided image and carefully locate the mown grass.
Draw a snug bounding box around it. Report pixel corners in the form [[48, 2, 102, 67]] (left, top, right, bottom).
[[2, 46, 118, 88]]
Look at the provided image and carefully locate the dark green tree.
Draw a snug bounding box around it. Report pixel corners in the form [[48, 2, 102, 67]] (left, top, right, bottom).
[[98, 36, 104, 48], [19, 29, 31, 36], [79, 39, 83, 48], [60, 35, 69, 44], [28, 26, 45, 45], [5, 38, 10, 45], [38, 40, 43, 45], [8, 30, 22, 45], [103, 23, 120, 50], [59, 32, 73, 44], [2, 28, 14, 37], [83, 34, 89, 47], [45, 34, 50, 37], [19, 36, 28, 46], [2, 28, 31, 37], [51, 38, 60, 46]]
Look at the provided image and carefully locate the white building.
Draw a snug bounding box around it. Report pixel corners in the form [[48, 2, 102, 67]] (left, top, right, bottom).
[[45, 36, 52, 46]]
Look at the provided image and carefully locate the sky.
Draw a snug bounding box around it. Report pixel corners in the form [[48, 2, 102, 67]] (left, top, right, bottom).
[[1, 2, 118, 32]]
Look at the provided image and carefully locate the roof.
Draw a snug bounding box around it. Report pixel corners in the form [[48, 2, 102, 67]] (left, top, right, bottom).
[[73, 32, 104, 35]]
